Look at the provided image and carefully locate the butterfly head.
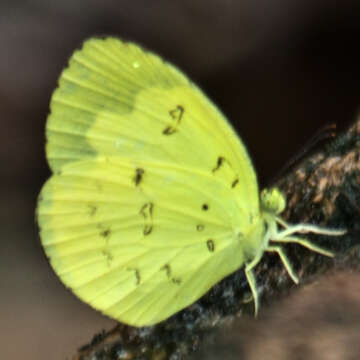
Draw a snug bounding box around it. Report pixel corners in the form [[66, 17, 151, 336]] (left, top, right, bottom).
[[260, 187, 286, 215]]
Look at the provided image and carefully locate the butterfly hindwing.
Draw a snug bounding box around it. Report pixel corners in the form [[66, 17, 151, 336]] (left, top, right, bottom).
[[38, 157, 247, 325]]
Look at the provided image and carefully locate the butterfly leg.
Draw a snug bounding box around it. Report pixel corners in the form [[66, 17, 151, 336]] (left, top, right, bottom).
[[275, 217, 289, 229], [245, 252, 264, 316], [244, 267, 258, 316], [272, 220, 345, 257], [265, 245, 299, 284], [273, 220, 346, 238], [271, 235, 334, 257]]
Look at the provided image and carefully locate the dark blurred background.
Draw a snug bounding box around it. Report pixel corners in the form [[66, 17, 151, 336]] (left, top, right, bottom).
[[1, 1, 360, 359]]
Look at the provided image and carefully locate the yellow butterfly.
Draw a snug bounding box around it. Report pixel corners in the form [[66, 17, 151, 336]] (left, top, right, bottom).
[[37, 37, 345, 327]]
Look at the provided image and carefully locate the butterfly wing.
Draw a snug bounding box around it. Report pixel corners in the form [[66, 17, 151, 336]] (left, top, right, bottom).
[[37, 37, 260, 326]]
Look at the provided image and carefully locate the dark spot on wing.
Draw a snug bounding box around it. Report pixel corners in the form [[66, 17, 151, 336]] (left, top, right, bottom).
[[143, 226, 152, 235], [133, 168, 145, 186], [212, 156, 225, 173], [172, 278, 182, 285], [161, 264, 171, 278], [207, 239, 215, 252], [231, 178, 239, 188], [140, 202, 154, 235], [163, 105, 184, 135], [89, 205, 97, 216], [169, 105, 184, 120], [202, 203, 209, 211], [196, 224, 204, 231], [100, 229, 111, 238], [161, 264, 181, 285], [163, 126, 177, 135], [126, 268, 141, 285], [135, 269, 141, 285]]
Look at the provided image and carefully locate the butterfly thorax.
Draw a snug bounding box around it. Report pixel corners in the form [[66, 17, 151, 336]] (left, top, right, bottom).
[[237, 216, 266, 263], [251, 187, 287, 258], [238, 188, 286, 263]]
